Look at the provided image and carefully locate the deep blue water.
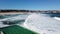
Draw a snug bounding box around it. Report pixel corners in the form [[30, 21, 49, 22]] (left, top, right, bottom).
[[43, 13, 60, 17]]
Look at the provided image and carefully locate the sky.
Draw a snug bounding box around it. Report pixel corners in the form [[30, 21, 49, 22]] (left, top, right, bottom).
[[0, 0, 60, 10]]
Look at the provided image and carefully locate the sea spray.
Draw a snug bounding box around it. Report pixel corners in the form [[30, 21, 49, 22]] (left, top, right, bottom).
[[23, 13, 41, 34], [23, 13, 60, 34], [0, 31, 4, 34], [53, 17, 60, 21]]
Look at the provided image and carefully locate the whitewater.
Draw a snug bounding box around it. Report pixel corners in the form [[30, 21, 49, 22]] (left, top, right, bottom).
[[0, 13, 60, 34], [23, 13, 60, 34]]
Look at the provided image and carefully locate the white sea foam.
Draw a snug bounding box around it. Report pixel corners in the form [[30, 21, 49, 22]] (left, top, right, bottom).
[[0, 15, 27, 28], [0, 14, 60, 34], [23, 13, 60, 34], [53, 17, 60, 21]]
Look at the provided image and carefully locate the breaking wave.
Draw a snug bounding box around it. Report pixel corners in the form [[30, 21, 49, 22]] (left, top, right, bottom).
[[0, 13, 60, 34], [24, 13, 60, 34]]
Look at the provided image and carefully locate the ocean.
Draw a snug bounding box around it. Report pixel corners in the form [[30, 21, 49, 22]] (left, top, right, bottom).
[[0, 13, 60, 34]]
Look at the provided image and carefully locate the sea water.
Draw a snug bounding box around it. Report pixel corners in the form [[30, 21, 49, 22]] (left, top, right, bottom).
[[0, 14, 29, 28], [24, 13, 60, 34], [0, 13, 60, 34]]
